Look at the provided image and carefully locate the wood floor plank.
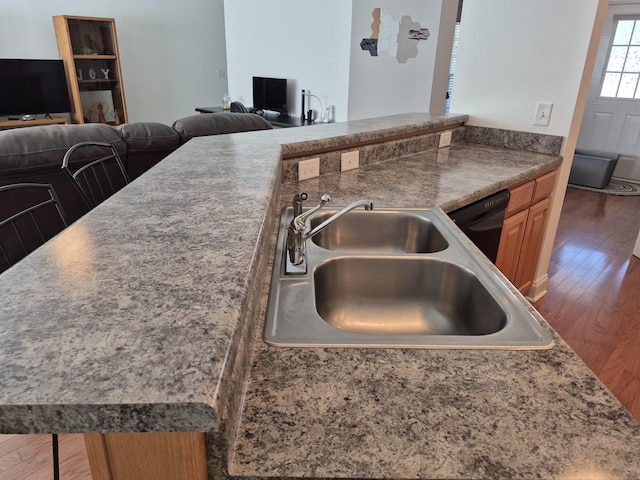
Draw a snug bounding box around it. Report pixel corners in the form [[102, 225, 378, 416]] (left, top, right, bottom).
[[607, 370, 640, 416], [0, 451, 22, 474], [0, 434, 91, 480], [537, 187, 640, 421]]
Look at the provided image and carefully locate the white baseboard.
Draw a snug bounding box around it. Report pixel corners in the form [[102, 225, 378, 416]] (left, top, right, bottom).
[[525, 273, 549, 303]]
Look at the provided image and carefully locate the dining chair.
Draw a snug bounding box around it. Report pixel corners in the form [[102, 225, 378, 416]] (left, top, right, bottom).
[[61, 141, 130, 209], [0, 182, 66, 476], [0, 183, 69, 274]]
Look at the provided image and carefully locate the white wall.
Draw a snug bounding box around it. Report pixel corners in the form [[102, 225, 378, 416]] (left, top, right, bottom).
[[347, 0, 446, 120], [450, 0, 606, 301], [224, 0, 352, 121], [0, 0, 228, 125], [450, 0, 600, 136]]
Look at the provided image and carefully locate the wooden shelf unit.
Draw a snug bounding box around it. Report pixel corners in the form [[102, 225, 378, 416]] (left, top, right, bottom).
[[53, 15, 128, 125]]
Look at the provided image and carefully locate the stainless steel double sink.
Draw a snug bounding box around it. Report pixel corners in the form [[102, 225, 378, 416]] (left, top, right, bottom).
[[264, 206, 554, 349]]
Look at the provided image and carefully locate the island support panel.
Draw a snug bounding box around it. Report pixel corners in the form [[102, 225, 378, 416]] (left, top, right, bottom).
[[84, 432, 207, 479]]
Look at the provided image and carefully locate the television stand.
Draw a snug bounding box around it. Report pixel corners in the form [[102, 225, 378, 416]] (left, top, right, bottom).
[[0, 116, 68, 130]]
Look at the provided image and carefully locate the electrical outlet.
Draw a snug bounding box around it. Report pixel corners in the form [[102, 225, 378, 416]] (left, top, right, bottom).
[[298, 157, 320, 180], [217, 69, 226, 79], [341, 151, 360, 171], [533, 101, 553, 127], [439, 131, 452, 148]]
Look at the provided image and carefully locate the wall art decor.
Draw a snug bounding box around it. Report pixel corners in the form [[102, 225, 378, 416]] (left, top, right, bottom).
[[359, 7, 430, 64]]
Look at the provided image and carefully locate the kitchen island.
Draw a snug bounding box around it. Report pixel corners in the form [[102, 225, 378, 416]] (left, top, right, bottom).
[[0, 113, 638, 479]]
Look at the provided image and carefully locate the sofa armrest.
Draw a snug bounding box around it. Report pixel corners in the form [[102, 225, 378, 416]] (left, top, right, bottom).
[[0, 124, 126, 177], [172, 112, 272, 143]]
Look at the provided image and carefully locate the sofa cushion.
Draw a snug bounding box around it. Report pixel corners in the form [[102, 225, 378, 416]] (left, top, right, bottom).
[[116, 122, 181, 152], [172, 112, 272, 142], [0, 124, 127, 177], [116, 122, 182, 180]]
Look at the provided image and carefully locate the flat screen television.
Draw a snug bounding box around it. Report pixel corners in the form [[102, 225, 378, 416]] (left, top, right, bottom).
[[0, 59, 71, 117], [252, 76, 288, 115]]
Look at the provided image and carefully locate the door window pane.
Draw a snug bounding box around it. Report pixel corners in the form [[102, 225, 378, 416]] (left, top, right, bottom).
[[632, 21, 640, 44], [618, 73, 638, 98], [602, 73, 621, 97], [614, 20, 634, 44], [608, 46, 628, 71], [626, 46, 640, 72], [600, 18, 640, 99]]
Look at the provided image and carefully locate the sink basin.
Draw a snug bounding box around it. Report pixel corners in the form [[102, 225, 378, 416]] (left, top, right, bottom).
[[264, 206, 554, 349], [310, 210, 448, 253], [314, 257, 505, 336]]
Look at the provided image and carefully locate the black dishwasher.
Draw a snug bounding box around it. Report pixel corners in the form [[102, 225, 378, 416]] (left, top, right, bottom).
[[447, 189, 510, 263]]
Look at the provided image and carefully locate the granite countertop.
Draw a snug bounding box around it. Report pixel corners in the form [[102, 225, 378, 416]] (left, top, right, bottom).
[[0, 113, 466, 434], [0, 113, 638, 479], [229, 149, 640, 479]]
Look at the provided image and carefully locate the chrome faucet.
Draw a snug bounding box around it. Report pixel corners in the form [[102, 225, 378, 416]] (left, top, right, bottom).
[[292, 191, 308, 218], [286, 192, 373, 274]]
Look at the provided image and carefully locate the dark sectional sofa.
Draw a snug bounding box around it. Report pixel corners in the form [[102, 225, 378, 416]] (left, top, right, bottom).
[[0, 113, 272, 224]]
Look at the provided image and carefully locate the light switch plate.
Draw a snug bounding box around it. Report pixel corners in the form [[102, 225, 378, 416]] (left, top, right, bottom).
[[298, 157, 320, 180], [533, 101, 553, 127]]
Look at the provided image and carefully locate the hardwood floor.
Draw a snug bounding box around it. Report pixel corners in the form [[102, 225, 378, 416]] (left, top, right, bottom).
[[0, 185, 639, 478], [0, 434, 90, 479], [535, 185, 640, 421]]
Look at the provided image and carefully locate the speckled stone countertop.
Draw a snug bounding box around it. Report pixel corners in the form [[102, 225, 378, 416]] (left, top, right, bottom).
[[229, 148, 640, 477], [0, 113, 464, 435], [0, 113, 638, 479]]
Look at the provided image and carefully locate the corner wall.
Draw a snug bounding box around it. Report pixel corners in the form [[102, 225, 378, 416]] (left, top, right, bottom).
[[449, 0, 606, 300], [450, 0, 600, 135], [347, 0, 447, 120], [224, 1, 455, 122], [223, 0, 352, 122], [0, 0, 228, 124]]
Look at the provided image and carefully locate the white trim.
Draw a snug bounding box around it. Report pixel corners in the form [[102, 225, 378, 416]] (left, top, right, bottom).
[[525, 273, 549, 303], [633, 229, 640, 257]]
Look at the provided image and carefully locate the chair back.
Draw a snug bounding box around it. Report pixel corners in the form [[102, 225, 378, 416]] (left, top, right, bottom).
[[62, 141, 130, 209], [0, 183, 69, 273]]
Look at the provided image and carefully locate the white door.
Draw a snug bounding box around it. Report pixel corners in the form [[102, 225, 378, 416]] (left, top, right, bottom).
[[577, 3, 640, 182]]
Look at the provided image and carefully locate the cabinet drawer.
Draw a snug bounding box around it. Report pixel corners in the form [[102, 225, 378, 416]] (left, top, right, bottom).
[[533, 170, 557, 203], [505, 180, 534, 216]]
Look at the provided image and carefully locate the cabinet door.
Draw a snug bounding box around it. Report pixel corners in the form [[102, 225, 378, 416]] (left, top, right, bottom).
[[495, 209, 529, 284], [514, 197, 552, 293], [84, 432, 207, 480]]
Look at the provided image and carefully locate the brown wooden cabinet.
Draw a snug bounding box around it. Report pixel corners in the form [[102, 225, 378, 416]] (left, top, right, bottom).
[[53, 15, 128, 125], [84, 432, 207, 480], [496, 169, 557, 294], [495, 209, 529, 283]]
